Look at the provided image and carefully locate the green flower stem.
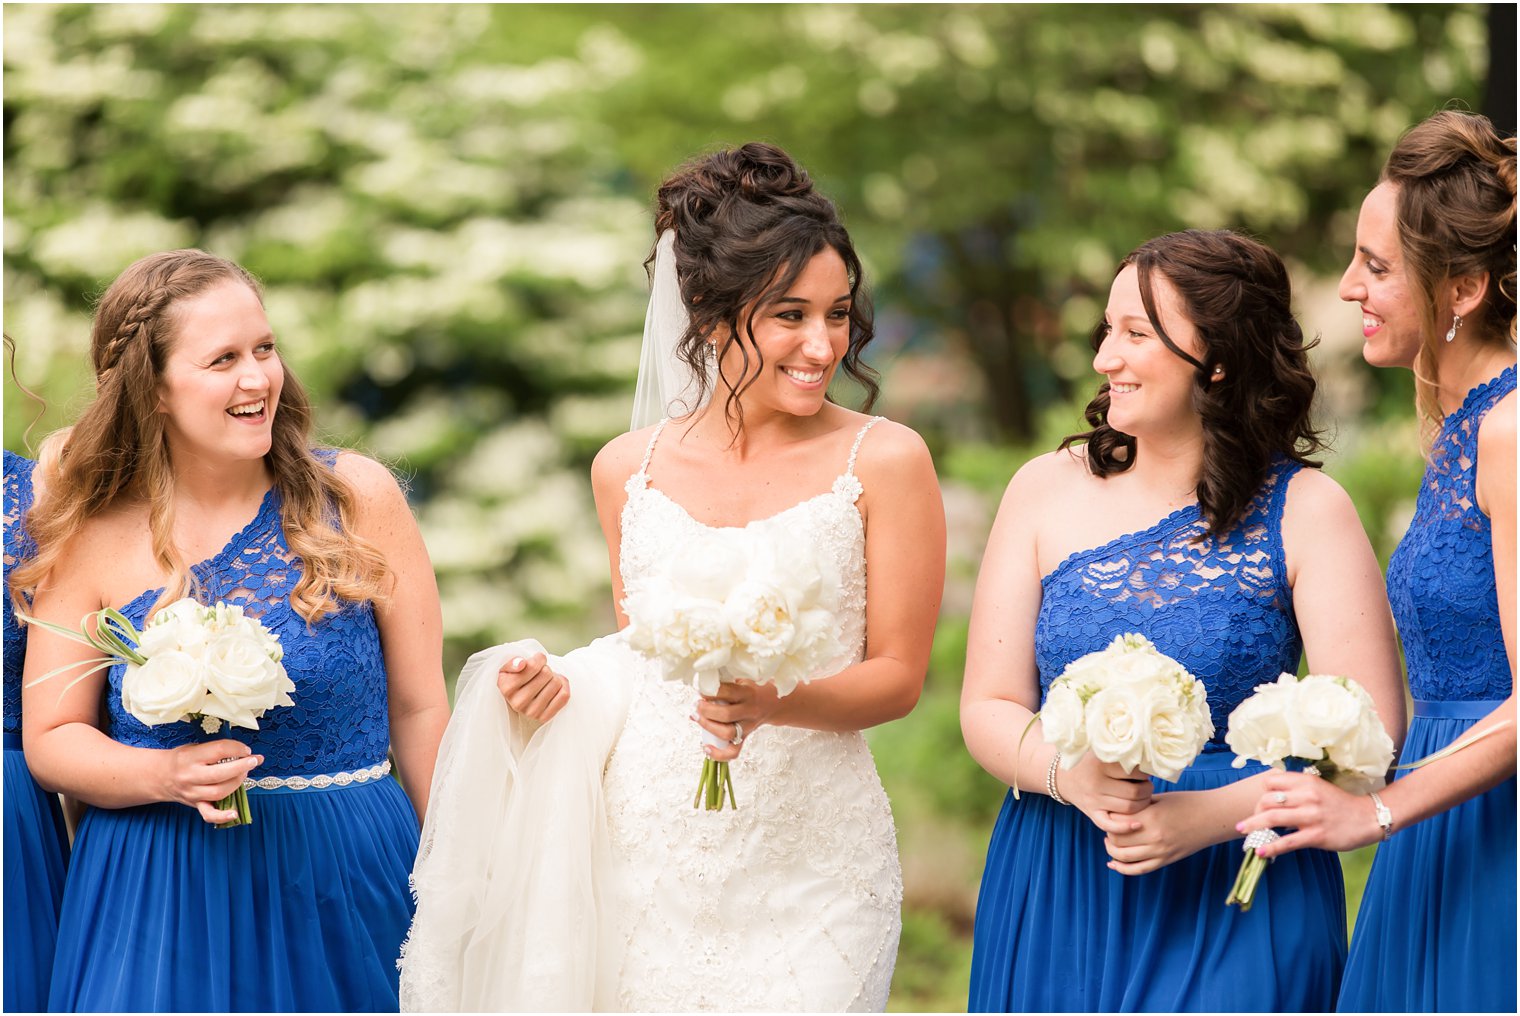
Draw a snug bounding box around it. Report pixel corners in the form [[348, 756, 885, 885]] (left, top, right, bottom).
[[214, 785, 253, 829], [1226, 850, 1269, 911], [692, 758, 737, 811]]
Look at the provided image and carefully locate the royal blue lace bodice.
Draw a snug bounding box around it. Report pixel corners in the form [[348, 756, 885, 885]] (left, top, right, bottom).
[[1387, 365, 1515, 703], [106, 451, 392, 775], [4, 450, 37, 734], [1035, 457, 1304, 750]]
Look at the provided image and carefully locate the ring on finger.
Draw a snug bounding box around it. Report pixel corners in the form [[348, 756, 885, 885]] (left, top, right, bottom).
[[730, 721, 745, 746], [1272, 791, 1287, 805]]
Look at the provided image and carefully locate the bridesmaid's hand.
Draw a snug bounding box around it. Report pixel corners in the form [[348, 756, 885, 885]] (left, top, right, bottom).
[[1062, 755, 1153, 834], [1236, 770, 1383, 857], [1102, 791, 1218, 874], [693, 680, 781, 762], [159, 740, 263, 824], [496, 653, 569, 722]]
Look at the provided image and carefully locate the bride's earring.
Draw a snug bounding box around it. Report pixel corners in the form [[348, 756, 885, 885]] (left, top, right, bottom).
[[1445, 313, 1463, 343]]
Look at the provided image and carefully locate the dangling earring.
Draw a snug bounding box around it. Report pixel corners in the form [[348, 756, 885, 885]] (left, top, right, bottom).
[[1445, 313, 1463, 343]]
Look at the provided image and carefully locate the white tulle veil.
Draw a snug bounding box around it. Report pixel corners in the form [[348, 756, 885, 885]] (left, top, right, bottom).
[[629, 229, 708, 430]]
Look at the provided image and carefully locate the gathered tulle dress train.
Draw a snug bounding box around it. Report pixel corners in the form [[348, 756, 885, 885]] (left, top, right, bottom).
[[47, 460, 419, 1012], [969, 458, 1347, 1013], [401, 418, 902, 1012], [1338, 366, 1517, 1013], [3, 450, 71, 1013]]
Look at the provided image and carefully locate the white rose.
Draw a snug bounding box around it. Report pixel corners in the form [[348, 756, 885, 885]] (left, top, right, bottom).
[[1040, 680, 1089, 760], [1225, 683, 1296, 768], [1279, 675, 1357, 757], [1322, 711, 1394, 793], [199, 631, 293, 730], [1085, 683, 1149, 773], [120, 650, 209, 727], [137, 598, 212, 659], [1142, 684, 1208, 782]]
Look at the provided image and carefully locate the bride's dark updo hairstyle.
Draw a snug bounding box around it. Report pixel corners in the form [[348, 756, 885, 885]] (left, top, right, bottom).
[[1062, 229, 1325, 536], [651, 141, 879, 429]]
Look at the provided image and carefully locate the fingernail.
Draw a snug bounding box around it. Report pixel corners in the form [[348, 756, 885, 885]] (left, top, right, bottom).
[[1235, 822, 1244, 833], [1256, 847, 1266, 857], [509, 657, 524, 670], [702, 746, 714, 758]]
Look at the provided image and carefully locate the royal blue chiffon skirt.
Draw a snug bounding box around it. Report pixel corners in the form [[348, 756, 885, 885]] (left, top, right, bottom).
[[3, 735, 71, 1013], [1339, 700, 1517, 1013], [48, 775, 419, 1013], [969, 750, 1346, 1013]]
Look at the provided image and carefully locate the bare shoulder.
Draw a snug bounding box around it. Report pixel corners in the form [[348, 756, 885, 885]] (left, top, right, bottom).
[[591, 428, 654, 498], [332, 450, 407, 504], [1001, 446, 1090, 510], [1478, 388, 1517, 457], [1283, 463, 1357, 519], [852, 417, 935, 483]]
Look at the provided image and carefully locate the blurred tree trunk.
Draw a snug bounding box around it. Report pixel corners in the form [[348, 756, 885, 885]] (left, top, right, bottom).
[[1484, 3, 1516, 136]]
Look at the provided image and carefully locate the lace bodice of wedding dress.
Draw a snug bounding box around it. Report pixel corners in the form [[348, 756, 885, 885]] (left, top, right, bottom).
[[600, 416, 903, 1012]]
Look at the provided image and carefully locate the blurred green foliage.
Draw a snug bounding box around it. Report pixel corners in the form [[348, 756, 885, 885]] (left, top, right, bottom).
[[4, 4, 1478, 1010]]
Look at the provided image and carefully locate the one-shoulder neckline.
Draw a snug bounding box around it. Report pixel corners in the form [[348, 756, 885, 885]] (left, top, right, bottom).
[[1039, 500, 1202, 587], [117, 484, 281, 618], [1449, 363, 1517, 421]]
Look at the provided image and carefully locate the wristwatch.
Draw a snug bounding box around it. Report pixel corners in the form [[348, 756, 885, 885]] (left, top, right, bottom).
[[1368, 790, 1394, 840]]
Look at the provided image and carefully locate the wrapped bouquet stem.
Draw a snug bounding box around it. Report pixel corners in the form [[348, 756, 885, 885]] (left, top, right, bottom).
[[22, 598, 293, 827], [1224, 672, 1394, 911], [623, 531, 843, 812]]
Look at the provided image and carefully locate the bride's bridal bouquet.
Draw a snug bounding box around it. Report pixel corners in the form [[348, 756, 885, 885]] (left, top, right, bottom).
[[1223, 672, 1394, 911], [1020, 633, 1214, 797], [24, 598, 294, 827], [622, 531, 843, 811]]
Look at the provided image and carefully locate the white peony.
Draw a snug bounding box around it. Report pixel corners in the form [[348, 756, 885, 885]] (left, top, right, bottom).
[[120, 650, 208, 727]]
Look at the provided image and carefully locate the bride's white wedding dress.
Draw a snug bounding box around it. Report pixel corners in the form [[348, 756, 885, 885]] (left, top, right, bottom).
[[400, 416, 902, 1012]]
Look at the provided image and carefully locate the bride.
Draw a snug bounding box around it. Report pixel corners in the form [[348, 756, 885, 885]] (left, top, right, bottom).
[[399, 142, 946, 1012]]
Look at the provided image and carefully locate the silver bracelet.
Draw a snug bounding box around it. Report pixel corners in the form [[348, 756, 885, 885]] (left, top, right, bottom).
[[1046, 751, 1069, 806], [1369, 790, 1393, 840]]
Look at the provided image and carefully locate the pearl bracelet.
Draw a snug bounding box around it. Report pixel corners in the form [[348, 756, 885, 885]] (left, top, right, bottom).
[[1046, 751, 1069, 806]]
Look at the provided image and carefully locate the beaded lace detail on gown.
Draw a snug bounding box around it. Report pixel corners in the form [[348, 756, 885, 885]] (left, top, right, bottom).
[[104, 450, 391, 775], [1035, 457, 1304, 744], [1386, 365, 1516, 702], [3, 451, 37, 733], [600, 417, 903, 1012]]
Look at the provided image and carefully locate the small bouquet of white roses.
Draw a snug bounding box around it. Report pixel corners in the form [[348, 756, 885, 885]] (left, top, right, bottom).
[[23, 597, 294, 827], [1223, 672, 1394, 911], [1018, 632, 1214, 798], [622, 531, 843, 811]]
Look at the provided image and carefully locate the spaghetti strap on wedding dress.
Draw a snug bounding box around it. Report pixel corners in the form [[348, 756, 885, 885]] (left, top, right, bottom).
[[401, 417, 903, 1012]]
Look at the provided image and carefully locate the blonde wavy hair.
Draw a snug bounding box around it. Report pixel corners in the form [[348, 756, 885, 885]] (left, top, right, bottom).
[[10, 249, 389, 623], [1381, 110, 1517, 439]]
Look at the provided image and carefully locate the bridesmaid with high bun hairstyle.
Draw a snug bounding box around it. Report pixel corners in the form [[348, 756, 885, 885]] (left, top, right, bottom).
[[1241, 109, 1517, 1013]]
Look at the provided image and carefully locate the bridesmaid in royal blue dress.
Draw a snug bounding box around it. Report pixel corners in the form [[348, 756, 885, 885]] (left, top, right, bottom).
[[1242, 111, 1516, 1013], [14, 250, 450, 1012], [961, 230, 1405, 1012], [3, 449, 71, 1011]]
